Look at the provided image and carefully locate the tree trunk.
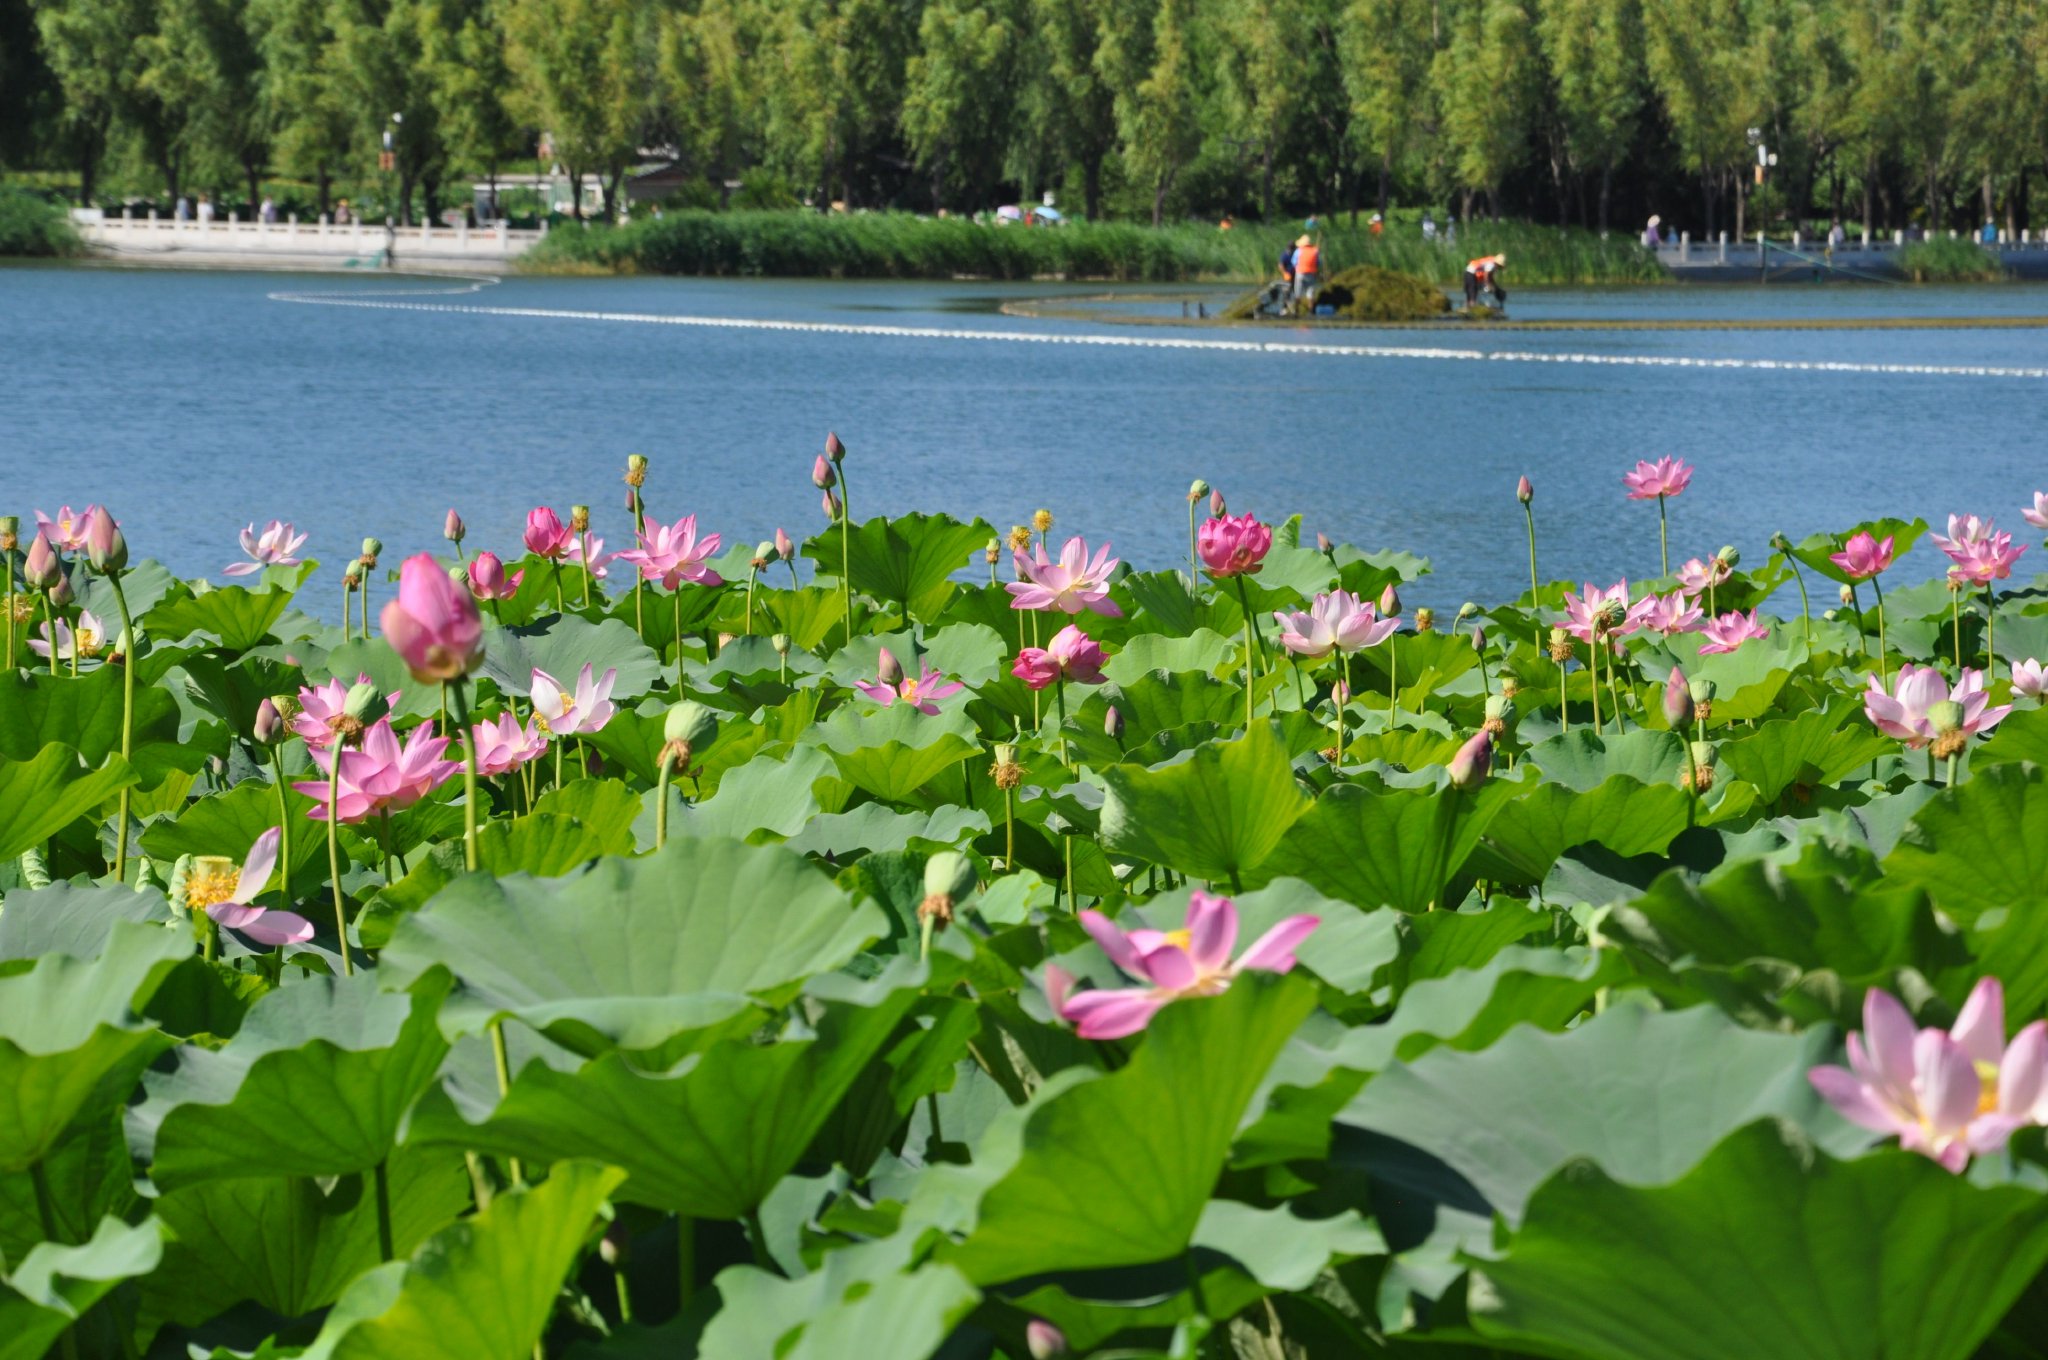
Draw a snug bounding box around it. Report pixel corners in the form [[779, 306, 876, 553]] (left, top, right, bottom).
[[244, 157, 261, 217], [399, 170, 416, 225], [1152, 174, 1167, 228], [1260, 143, 1274, 220], [567, 167, 583, 221], [1082, 151, 1103, 221], [78, 140, 98, 206], [1925, 169, 1940, 234], [316, 165, 331, 216], [1735, 175, 1747, 241], [1597, 165, 1611, 234], [1377, 155, 1390, 215]]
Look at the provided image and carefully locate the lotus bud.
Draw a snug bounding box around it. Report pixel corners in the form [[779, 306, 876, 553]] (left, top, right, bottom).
[[1414, 606, 1435, 632], [876, 648, 904, 687], [824, 430, 846, 463], [1316, 532, 1333, 555], [1379, 583, 1400, 616], [253, 697, 284, 745], [984, 537, 1001, 565], [1839, 584, 1855, 606], [0, 516, 16, 552], [812, 454, 837, 489], [1026, 1320, 1069, 1359], [46, 572, 72, 608], [21, 532, 59, 589], [82, 509, 127, 574], [1209, 489, 1226, 518], [1548, 625, 1574, 662], [771, 633, 791, 655], [1105, 705, 1125, 741], [358, 536, 382, 567], [1683, 740, 1717, 791], [1483, 693, 1516, 735], [624, 452, 649, 487], [1663, 667, 1695, 727], [775, 527, 794, 560], [821, 489, 842, 520], [443, 509, 465, 544], [1471, 625, 1486, 654], [1822, 608, 1839, 622], [1716, 544, 1739, 568], [342, 680, 389, 726], [570, 505, 591, 534], [1448, 729, 1493, 791], [1032, 508, 1054, 535], [1187, 478, 1210, 503], [990, 742, 1023, 790], [752, 540, 776, 569], [1769, 531, 1791, 552], [1517, 475, 1534, 504]]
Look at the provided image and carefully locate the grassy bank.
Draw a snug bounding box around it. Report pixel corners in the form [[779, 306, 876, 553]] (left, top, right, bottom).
[[1896, 236, 2005, 282], [0, 187, 82, 257], [522, 211, 1668, 285]]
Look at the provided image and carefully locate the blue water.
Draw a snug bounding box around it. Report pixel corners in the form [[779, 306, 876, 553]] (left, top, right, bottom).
[[4, 263, 2047, 613]]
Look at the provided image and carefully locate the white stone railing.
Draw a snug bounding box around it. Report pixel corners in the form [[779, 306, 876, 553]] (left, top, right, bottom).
[[77, 210, 544, 259]]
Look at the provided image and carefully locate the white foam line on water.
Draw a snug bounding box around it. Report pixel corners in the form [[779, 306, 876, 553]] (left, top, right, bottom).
[[267, 283, 2048, 380]]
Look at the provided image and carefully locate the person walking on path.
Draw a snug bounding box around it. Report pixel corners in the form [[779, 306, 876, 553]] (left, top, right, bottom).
[[1292, 234, 1322, 314], [1464, 253, 1506, 310]]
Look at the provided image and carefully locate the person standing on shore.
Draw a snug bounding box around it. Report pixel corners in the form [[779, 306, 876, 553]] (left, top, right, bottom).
[[1292, 234, 1322, 314], [196, 193, 214, 224], [1641, 215, 1662, 247], [260, 197, 277, 224], [1464, 253, 1506, 310], [174, 195, 191, 221]]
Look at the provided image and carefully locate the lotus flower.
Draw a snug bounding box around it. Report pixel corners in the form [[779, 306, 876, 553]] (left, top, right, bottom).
[[21, 529, 61, 589], [1622, 456, 1693, 500], [1046, 892, 1320, 1039], [182, 827, 314, 947], [1198, 513, 1272, 577], [854, 648, 964, 715], [618, 514, 724, 589], [565, 535, 614, 580], [530, 664, 618, 736], [1675, 556, 1729, 592], [467, 550, 524, 601], [1013, 624, 1107, 689], [1272, 590, 1398, 658], [471, 711, 549, 776], [2013, 658, 2047, 699], [1697, 609, 1768, 655], [1007, 535, 1123, 617], [1808, 979, 2047, 1172], [224, 520, 308, 576], [28, 608, 107, 661], [291, 673, 391, 750], [1640, 591, 1702, 636], [380, 553, 485, 683], [1864, 664, 2009, 750], [1931, 514, 2026, 584], [294, 717, 460, 822], [79, 506, 125, 573], [1829, 531, 1896, 580], [525, 506, 575, 559], [34, 505, 98, 553], [1561, 580, 1653, 644], [2024, 492, 2048, 532]]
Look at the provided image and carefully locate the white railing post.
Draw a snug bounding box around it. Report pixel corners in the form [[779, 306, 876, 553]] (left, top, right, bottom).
[[1717, 230, 1727, 263], [1679, 230, 1690, 263], [1894, 229, 1904, 246]]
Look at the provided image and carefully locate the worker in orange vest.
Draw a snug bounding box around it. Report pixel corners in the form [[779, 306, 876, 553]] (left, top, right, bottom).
[[1292, 234, 1323, 314], [1464, 253, 1506, 309]]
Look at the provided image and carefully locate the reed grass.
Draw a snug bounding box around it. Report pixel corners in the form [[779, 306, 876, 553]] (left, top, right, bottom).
[[0, 187, 82, 258]]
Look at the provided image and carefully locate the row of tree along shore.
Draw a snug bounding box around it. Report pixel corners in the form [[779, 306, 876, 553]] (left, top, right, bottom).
[[3, 0, 2044, 240]]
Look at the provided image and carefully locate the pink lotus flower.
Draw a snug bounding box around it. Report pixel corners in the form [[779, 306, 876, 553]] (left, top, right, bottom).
[[1697, 609, 1768, 655], [565, 535, 614, 580], [29, 609, 107, 661], [525, 507, 575, 560], [34, 505, 99, 553], [294, 718, 460, 822], [291, 673, 392, 750], [380, 553, 485, 683], [1640, 591, 1702, 636], [618, 515, 724, 590], [1006, 535, 1123, 617], [79, 506, 124, 573], [1198, 513, 1272, 577], [467, 550, 524, 601], [1013, 624, 1108, 690], [471, 711, 549, 776], [1931, 514, 2026, 585], [854, 647, 965, 715], [2013, 659, 2047, 699], [1809, 979, 2047, 1172], [185, 827, 314, 947], [1561, 581, 1654, 644], [21, 530, 61, 589], [530, 664, 618, 736], [2024, 492, 2048, 532], [1829, 531, 1896, 580], [1864, 664, 2010, 749], [1622, 456, 1693, 500], [1272, 591, 1397, 658], [1046, 892, 1320, 1039], [224, 520, 308, 577], [1675, 557, 1729, 593]]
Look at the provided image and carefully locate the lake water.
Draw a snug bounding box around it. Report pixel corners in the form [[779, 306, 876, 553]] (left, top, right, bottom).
[[5, 263, 2047, 614]]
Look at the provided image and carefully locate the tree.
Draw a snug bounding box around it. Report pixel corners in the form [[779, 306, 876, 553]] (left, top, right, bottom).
[[1535, 0, 1642, 231], [329, 0, 456, 224], [248, 0, 351, 214], [655, 0, 760, 189], [903, 0, 1022, 209], [1432, 0, 1540, 219], [1212, 0, 1312, 220], [1105, 0, 1202, 225], [1009, 0, 1124, 217], [27, 0, 148, 201], [429, 11, 523, 214], [1341, 0, 1435, 214], [1642, 0, 1750, 236]]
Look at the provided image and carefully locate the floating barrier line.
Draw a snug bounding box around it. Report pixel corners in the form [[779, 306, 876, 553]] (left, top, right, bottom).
[[268, 281, 2048, 380]]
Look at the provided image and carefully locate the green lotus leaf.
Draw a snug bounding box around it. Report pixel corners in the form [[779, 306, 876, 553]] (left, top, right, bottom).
[[1131, 880, 1400, 999], [174, 651, 305, 741], [304, 638, 443, 720], [1468, 1119, 2048, 1360], [481, 614, 665, 702], [782, 803, 991, 859], [694, 1232, 979, 1360], [1976, 703, 2048, 771], [297, 1161, 624, 1360], [378, 838, 887, 1064], [1379, 901, 1553, 993], [0, 745, 137, 862], [0, 1216, 164, 1360], [1717, 702, 1891, 803], [1098, 722, 1309, 886], [0, 882, 172, 962], [679, 746, 836, 840], [131, 970, 452, 1189], [1885, 763, 2048, 926], [811, 700, 979, 803], [1473, 774, 1691, 884], [0, 667, 179, 765], [757, 584, 859, 653], [1268, 776, 1520, 911], [1525, 726, 1685, 792], [75, 559, 180, 626], [1102, 629, 1238, 684], [140, 781, 327, 898], [147, 584, 296, 650], [804, 512, 995, 623]]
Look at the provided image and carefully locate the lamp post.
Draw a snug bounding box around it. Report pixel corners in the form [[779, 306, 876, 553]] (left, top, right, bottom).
[[1747, 127, 1779, 282]]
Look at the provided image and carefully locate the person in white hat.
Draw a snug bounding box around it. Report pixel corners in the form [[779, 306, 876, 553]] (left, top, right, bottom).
[[1292, 233, 1323, 313], [1642, 215, 1663, 248]]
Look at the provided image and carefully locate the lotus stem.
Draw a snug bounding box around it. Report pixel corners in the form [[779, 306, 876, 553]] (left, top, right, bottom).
[[655, 749, 674, 850], [1588, 641, 1603, 734], [1947, 751, 1960, 788], [672, 590, 684, 698], [1848, 582, 1869, 662], [1605, 638, 1626, 733], [68, 610, 79, 678], [632, 489, 646, 636], [1232, 576, 1256, 733], [838, 471, 854, 649], [341, 574, 353, 648], [1952, 591, 1963, 671], [107, 574, 137, 881], [1188, 499, 1198, 579], [1784, 551, 1814, 656], [550, 560, 565, 616], [1871, 573, 1888, 682], [378, 811, 396, 885], [374, 1158, 394, 1261], [579, 533, 593, 608], [1984, 583, 1996, 674], [1682, 740, 1699, 828], [269, 745, 292, 924], [40, 594, 56, 677], [1003, 787, 1015, 870], [326, 747, 350, 976], [1388, 638, 1400, 734], [2, 554, 12, 669], [1657, 493, 1670, 578], [1053, 677, 1070, 767]]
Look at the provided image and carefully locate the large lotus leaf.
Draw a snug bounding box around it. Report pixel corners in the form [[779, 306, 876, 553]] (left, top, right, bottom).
[[1885, 763, 2048, 926], [822, 625, 1006, 691], [408, 969, 921, 1218], [0, 1113, 135, 1260], [1096, 670, 1241, 743], [0, 921, 187, 1172], [473, 813, 615, 878], [760, 585, 857, 653], [927, 972, 1318, 1285], [811, 700, 979, 804], [1790, 517, 1929, 587], [305, 638, 442, 720], [140, 781, 326, 897], [1380, 903, 1554, 993], [1525, 727, 1685, 792], [1097, 723, 1309, 886], [173, 651, 304, 742], [480, 614, 665, 702], [0, 882, 172, 962], [782, 803, 991, 858], [692, 1233, 976, 1360], [1102, 630, 1239, 685], [147, 584, 295, 650], [0, 745, 137, 862], [527, 779, 641, 854], [1979, 704, 2048, 770], [138, 1146, 472, 1332], [130, 971, 452, 1188], [298, 1161, 624, 1360], [1717, 703, 1891, 803], [804, 512, 994, 622], [378, 838, 886, 1063], [1349, 629, 1481, 705], [680, 746, 836, 840], [1269, 777, 1520, 912], [0, 1216, 164, 1360], [0, 667, 180, 764], [1679, 636, 1801, 720], [1340, 1006, 1863, 1226], [1468, 1120, 2048, 1360], [1474, 774, 1690, 884]]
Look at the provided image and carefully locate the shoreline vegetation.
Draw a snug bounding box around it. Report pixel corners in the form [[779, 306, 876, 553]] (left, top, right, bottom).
[[0, 187, 81, 258], [520, 212, 1671, 285]]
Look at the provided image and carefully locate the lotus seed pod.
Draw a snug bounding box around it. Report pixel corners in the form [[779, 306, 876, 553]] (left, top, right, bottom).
[[1547, 626, 1574, 662], [343, 560, 364, 586], [753, 540, 777, 565], [924, 850, 978, 902], [1716, 544, 1740, 567], [1457, 601, 1479, 621], [1928, 699, 1965, 734], [1597, 597, 1627, 630], [1415, 606, 1436, 632], [1839, 584, 1855, 606], [1006, 524, 1032, 552], [1187, 478, 1210, 502], [625, 453, 649, 486], [664, 699, 717, 748], [1032, 508, 1054, 535], [771, 633, 791, 655], [1499, 672, 1520, 698], [570, 505, 591, 533], [1769, 531, 1791, 552], [359, 536, 382, 564], [0, 515, 18, 551], [1683, 742, 1717, 792], [446, 564, 468, 588], [1689, 677, 1716, 704], [1485, 693, 1516, 724], [342, 681, 389, 725], [984, 537, 1001, 565], [824, 430, 846, 463]]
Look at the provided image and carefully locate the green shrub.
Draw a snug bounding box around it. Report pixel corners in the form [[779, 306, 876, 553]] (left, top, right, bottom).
[[1896, 236, 2004, 282], [0, 187, 83, 258]]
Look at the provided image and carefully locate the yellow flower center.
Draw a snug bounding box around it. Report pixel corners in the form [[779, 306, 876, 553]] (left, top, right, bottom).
[[1977, 1059, 2003, 1116], [1160, 928, 1192, 951], [186, 858, 238, 911], [901, 678, 921, 702], [76, 624, 102, 657]]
